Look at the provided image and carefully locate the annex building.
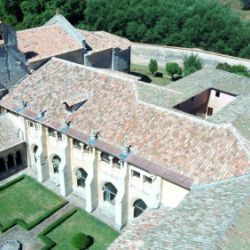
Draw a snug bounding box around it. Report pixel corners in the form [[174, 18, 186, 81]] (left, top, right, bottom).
[[0, 14, 250, 249]]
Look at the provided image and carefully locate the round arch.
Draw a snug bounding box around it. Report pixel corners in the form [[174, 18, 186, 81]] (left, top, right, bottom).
[[51, 155, 61, 174], [102, 182, 117, 205], [133, 199, 147, 218], [75, 168, 88, 188], [7, 154, 15, 169], [15, 150, 23, 166]]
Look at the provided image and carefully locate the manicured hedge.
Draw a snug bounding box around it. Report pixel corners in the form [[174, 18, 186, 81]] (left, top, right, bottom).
[[39, 208, 78, 250], [0, 175, 68, 233]]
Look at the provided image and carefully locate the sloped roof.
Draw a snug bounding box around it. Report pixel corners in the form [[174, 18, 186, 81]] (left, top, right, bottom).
[[17, 25, 82, 63], [0, 114, 24, 152], [78, 29, 131, 52], [109, 175, 250, 250], [1, 58, 249, 185]]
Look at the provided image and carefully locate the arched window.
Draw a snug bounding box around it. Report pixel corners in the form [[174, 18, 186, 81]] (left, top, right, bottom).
[[133, 199, 147, 218], [33, 145, 38, 163], [7, 154, 15, 169], [103, 182, 117, 205], [52, 155, 61, 174], [76, 168, 88, 188], [0, 158, 6, 173], [16, 151, 23, 166]]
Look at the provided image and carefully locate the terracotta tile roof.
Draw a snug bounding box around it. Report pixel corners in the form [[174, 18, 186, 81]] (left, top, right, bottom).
[[1, 58, 250, 185], [109, 175, 250, 250], [0, 114, 24, 152], [78, 29, 131, 52], [17, 25, 82, 63]]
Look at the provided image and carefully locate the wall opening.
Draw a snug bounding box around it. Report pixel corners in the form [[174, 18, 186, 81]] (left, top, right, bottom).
[[173, 88, 236, 119], [133, 199, 147, 218]]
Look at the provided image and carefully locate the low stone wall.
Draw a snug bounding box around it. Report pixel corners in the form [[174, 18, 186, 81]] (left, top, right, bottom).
[[131, 43, 250, 69]]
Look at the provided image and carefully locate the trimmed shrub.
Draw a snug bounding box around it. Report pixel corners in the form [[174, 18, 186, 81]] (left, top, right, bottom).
[[183, 54, 202, 76], [166, 63, 182, 80], [231, 64, 250, 77], [71, 233, 94, 250], [216, 62, 250, 77], [148, 59, 158, 75]]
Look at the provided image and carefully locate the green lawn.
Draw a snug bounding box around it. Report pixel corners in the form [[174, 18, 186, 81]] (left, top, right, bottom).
[[130, 64, 172, 86], [46, 209, 119, 250], [0, 175, 67, 232]]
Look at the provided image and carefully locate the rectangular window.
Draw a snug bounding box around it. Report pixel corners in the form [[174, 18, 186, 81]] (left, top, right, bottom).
[[28, 121, 34, 127], [207, 107, 213, 116], [113, 157, 120, 168], [48, 128, 56, 137], [131, 170, 140, 178], [73, 138, 81, 149], [101, 152, 110, 163], [57, 132, 62, 141], [215, 91, 220, 97], [143, 176, 153, 184]]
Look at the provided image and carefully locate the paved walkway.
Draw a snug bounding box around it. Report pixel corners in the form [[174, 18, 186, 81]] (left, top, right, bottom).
[[30, 203, 74, 238]]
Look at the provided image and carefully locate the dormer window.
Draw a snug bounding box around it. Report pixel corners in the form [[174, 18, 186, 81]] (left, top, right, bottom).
[[63, 92, 89, 113]]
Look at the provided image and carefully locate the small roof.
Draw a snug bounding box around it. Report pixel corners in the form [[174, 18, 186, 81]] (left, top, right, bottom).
[[78, 29, 131, 52], [17, 25, 82, 63], [0, 114, 24, 152]]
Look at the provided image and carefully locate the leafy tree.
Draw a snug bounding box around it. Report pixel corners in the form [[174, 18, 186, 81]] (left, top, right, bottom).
[[183, 54, 203, 76], [241, 0, 250, 10], [166, 63, 182, 80], [149, 59, 158, 75]]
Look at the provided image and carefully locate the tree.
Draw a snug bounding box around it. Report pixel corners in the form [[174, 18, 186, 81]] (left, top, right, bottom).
[[149, 59, 158, 75], [166, 63, 182, 80], [241, 0, 250, 10], [183, 54, 203, 76]]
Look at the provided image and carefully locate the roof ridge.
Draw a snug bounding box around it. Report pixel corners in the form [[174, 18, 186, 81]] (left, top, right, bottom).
[[17, 24, 60, 33], [227, 124, 250, 161]]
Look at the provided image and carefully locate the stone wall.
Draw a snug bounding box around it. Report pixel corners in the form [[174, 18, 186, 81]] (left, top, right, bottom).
[[131, 43, 250, 69], [85, 48, 113, 69], [0, 24, 28, 89], [112, 47, 131, 72], [85, 47, 131, 72]]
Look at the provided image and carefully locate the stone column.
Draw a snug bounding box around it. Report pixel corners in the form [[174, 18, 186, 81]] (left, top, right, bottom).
[[85, 148, 98, 212], [115, 161, 128, 229], [58, 135, 72, 197], [36, 125, 49, 183]]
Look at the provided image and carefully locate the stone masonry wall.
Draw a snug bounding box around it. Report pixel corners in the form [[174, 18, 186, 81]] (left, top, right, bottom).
[[131, 43, 250, 69]]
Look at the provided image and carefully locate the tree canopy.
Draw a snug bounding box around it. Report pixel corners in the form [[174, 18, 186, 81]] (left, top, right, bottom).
[[1, 0, 250, 59]]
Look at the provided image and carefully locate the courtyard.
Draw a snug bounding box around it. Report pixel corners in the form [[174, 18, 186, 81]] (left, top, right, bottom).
[[0, 175, 119, 249]]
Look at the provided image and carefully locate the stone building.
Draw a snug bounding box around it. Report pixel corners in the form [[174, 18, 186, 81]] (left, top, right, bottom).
[[0, 56, 250, 231], [0, 14, 131, 91], [0, 14, 250, 246]]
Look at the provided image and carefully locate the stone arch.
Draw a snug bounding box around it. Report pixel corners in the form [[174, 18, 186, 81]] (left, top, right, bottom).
[[31, 145, 38, 163], [133, 199, 147, 218], [51, 155, 61, 174], [102, 182, 118, 205], [7, 154, 15, 169], [15, 150, 23, 166], [75, 168, 88, 188], [0, 157, 5, 172]]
